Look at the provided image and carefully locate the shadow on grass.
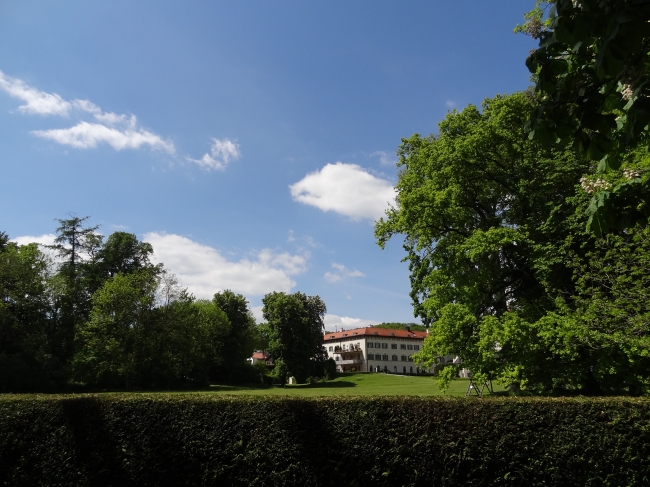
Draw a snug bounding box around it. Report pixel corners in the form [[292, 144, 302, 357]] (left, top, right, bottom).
[[207, 380, 358, 392], [291, 381, 356, 389]]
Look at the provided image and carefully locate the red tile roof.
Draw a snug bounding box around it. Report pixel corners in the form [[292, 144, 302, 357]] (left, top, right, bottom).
[[252, 352, 271, 360], [324, 327, 427, 340]]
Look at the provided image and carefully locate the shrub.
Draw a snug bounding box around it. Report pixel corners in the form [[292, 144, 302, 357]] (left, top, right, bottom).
[[1, 395, 649, 486]]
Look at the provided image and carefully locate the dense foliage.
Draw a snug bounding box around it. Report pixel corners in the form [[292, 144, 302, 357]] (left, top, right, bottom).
[[0, 220, 261, 391], [376, 93, 650, 394], [262, 291, 332, 384], [1, 394, 649, 486], [371, 322, 426, 332], [521, 0, 650, 233]]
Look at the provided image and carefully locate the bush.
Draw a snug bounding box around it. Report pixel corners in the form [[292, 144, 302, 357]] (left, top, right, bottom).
[[1, 395, 649, 486]]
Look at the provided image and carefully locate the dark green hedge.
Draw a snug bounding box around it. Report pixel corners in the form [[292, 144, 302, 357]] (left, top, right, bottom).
[[1, 395, 649, 486]]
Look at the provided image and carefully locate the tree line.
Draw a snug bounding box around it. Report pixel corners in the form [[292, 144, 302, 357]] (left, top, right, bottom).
[[0, 216, 332, 391]]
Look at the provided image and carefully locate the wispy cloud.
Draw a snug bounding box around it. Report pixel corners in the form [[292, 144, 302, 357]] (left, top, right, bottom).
[[324, 262, 365, 283], [371, 150, 397, 167], [187, 138, 240, 170], [12, 233, 57, 247], [290, 162, 396, 221], [0, 70, 174, 153], [33, 120, 174, 153], [446, 100, 456, 109], [144, 232, 308, 298], [324, 314, 381, 331], [0, 71, 72, 116]]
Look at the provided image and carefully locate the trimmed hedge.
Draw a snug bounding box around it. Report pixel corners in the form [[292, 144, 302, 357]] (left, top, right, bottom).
[[1, 395, 649, 486]]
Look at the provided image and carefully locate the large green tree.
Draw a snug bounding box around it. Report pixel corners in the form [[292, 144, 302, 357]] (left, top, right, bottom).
[[521, 0, 650, 234], [73, 270, 159, 389], [262, 291, 326, 384], [47, 215, 101, 367], [0, 237, 55, 391], [374, 93, 646, 393], [212, 290, 256, 382]]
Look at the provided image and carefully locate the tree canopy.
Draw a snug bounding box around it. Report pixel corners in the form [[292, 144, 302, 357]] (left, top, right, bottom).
[[376, 92, 650, 394], [262, 291, 327, 384]]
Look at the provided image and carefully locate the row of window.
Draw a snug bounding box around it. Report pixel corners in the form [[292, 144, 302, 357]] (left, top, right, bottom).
[[367, 354, 414, 362], [328, 342, 420, 355], [367, 343, 419, 351], [328, 344, 420, 352]]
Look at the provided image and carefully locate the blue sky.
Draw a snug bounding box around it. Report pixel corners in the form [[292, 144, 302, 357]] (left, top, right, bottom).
[[0, 0, 536, 329]]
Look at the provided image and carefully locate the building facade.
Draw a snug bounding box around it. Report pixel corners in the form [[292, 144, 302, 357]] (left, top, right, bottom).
[[323, 327, 438, 374]]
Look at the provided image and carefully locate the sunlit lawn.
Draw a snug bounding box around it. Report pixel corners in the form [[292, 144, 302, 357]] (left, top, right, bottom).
[[203, 373, 506, 397], [0, 373, 508, 399]]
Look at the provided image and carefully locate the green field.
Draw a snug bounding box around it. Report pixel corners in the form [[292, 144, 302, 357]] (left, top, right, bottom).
[[203, 373, 505, 397]]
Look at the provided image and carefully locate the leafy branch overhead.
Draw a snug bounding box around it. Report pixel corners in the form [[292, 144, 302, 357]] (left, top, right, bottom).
[[522, 0, 650, 233]]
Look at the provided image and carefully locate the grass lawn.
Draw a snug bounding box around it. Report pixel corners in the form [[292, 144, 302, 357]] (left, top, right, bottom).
[[203, 373, 507, 397], [0, 373, 507, 398]]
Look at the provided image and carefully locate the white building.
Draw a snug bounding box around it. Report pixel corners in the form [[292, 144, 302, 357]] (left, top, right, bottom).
[[324, 327, 443, 374]]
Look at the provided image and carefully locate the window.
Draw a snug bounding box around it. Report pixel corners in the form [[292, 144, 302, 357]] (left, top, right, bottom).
[[414, 345, 420, 351], [391, 344, 397, 349], [328, 346, 332, 351], [368, 342, 374, 348], [408, 356, 413, 362], [391, 355, 398, 361], [367, 353, 374, 360], [410, 366, 413, 374], [394, 366, 397, 372], [400, 344, 406, 350], [335, 356, 340, 361], [403, 366, 406, 373], [382, 343, 388, 349], [401, 355, 407, 362], [382, 354, 388, 361], [407, 344, 413, 350]]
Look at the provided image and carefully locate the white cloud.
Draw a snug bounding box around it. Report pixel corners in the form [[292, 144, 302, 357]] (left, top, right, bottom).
[[446, 100, 456, 109], [12, 233, 56, 247], [324, 262, 365, 283], [371, 150, 397, 167], [33, 121, 175, 153], [0, 70, 174, 153], [250, 305, 265, 323], [324, 314, 381, 331], [289, 162, 396, 221], [252, 308, 380, 329], [144, 232, 308, 299], [187, 138, 241, 170], [12, 234, 59, 261], [0, 70, 72, 116]]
